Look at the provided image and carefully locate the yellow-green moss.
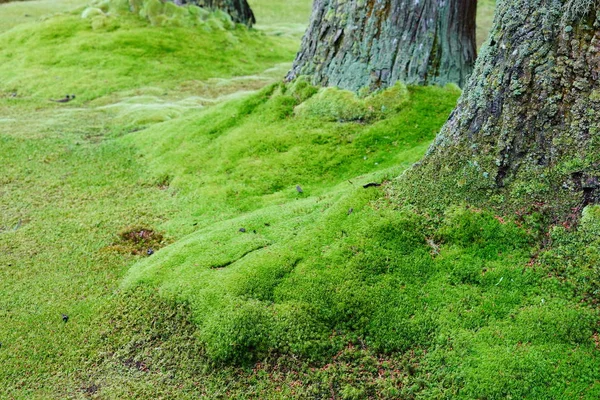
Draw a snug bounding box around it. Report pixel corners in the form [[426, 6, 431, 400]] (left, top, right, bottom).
[[293, 82, 411, 122]]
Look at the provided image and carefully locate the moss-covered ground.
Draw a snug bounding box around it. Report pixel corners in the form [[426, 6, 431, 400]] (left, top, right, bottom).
[[2, 0, 599, 398]]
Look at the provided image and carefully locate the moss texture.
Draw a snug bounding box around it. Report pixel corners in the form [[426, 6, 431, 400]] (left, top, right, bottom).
[[6, 1, 600, 398], [84, 0, 241, 28]]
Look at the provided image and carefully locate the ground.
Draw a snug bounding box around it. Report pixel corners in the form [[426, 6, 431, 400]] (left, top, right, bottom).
[[1, 0, 599, 399]]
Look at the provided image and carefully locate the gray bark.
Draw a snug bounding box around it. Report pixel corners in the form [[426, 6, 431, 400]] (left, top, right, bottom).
[[174, 0, 255, 26], [286, 0, 477, 91], [406, 0, 600, 219]]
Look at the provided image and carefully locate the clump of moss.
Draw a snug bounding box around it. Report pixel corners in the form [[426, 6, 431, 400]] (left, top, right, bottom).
[[540, 204, 600, 305], [121, 82, 457, 215], [294, 86, 369, 122], [81, 7, 106, 19], [363, 81, 410, 117], [294, 82, 411, 122], [83, 0, 238, 29], [123, 192, 600, 397]]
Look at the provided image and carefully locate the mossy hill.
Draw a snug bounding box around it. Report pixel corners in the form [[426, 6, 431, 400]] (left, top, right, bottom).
[[1, 1, 599, 399]]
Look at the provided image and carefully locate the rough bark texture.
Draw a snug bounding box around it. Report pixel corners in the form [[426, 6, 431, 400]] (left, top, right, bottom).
[[286, 0, 477, 91], [173, 0, 255, 26], [400, 0, 600, 221]]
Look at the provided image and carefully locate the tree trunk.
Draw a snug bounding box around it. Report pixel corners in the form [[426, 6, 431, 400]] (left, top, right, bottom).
[[175, 0, 255, 27], [286, 0, 477, 91], [402, 0, 600, 220]]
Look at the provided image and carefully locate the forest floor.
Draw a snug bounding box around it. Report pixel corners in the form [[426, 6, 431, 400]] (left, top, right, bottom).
[[1, 0, 599, 399]]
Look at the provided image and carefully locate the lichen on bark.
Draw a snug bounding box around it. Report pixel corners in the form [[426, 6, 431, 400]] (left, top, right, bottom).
[[396, 0, 600, 223], [286, 0, 477, 92]]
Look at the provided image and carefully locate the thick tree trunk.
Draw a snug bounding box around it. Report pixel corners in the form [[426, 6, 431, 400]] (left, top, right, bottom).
[[286, 0, 477, 91], [402, 0, 600, 220], [174, 0, 255, 27]]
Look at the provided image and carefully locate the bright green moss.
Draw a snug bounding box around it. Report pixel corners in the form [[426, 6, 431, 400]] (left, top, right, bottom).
[[293, 82, 411, 122], [294, 86, 369, 121], [363, 82, 410, 117], [88, 0, 238, 28], [81, 6, 105, 19], [4, 1, 600, 398], [121, 83, 458, 214], [0, 11, 299, 100]]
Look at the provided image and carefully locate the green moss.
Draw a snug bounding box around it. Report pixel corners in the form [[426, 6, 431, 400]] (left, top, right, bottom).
[[363, 82, 410, 117], [293, 82, 411, 122], [81, 7, 105, 19], [94, 0, 242, 29], [0, 11, 299, 100], [119, 83, 456, 214], [4, 1, 600, 398], [294, 86, 369, 122]]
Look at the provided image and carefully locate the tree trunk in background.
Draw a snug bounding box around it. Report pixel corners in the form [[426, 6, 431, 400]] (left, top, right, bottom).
[[175, 0, 255, 27], [402, 0, 600, 220], [286, 0, 477, 91]]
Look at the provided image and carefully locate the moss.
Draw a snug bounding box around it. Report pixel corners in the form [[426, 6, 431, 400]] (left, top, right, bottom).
[[97, 0, 240, 29], [187, 4, 210, 20], [294, 86, 369, 122], [293, 82, 411, 122], [81, 7, 106, 19], [5, 1, 600, 398], [363, 82, 410, 117]]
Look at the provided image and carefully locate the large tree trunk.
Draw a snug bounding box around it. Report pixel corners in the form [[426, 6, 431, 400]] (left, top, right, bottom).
[[401, 0, 600, 220], [174, 0, 255, 27], [286, 0, 477, 91]]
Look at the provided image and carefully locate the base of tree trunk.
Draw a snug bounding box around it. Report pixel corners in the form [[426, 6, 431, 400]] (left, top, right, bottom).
[[173, 0, 255, 27], [287, 0, 477, 92], [395, 1, 600, 226]]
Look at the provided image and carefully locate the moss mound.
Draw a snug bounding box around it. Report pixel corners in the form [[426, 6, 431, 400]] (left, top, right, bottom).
[[121, 82, 459, 218], [3, 2, 600, 397], [82, 0, 238, 28], [117, 80, 600, 398], [294, 81, 411, 122], [0, 9, 297, 100]]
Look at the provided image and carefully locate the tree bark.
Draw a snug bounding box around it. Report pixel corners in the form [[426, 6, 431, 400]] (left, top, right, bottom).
[[403, 0, 600, 220], [174, 0, 255, 27], [286, 0, 477, 91]]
